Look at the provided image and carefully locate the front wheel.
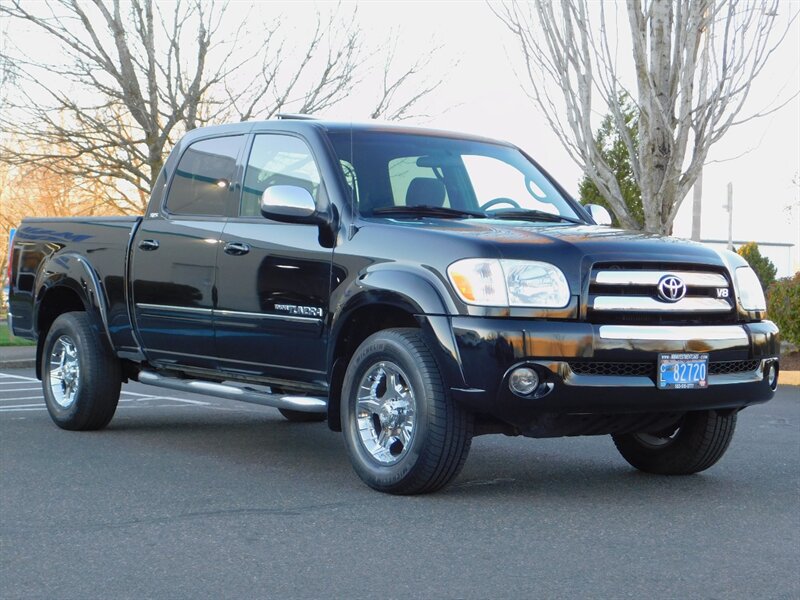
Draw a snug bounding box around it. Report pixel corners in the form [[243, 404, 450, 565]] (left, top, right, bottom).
[[42, 312, 121, 431], [340, 328, 473, 494], [612, 410, 737, 475]]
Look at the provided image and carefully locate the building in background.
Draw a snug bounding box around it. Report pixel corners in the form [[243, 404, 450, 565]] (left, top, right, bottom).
[[701, 239, 796, 278]]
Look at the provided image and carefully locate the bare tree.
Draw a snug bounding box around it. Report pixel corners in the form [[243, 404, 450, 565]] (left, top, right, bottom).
[[0, 1, 443, 214], [370, 32, 449, 121], [494, 1, 797, 234], [0, 139, 123, 297]]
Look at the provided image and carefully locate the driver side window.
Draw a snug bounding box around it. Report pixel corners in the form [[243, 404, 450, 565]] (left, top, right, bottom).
[[241, 134, 321, 217]]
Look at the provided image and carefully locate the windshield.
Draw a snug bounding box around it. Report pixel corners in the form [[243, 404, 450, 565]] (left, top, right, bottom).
[[327, 130, 581, 222]]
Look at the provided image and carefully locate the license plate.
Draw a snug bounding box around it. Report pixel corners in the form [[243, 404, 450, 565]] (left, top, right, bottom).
[[658, 353, 709, 389]]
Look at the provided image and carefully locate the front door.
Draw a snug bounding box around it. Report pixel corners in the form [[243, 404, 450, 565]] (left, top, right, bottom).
[[214, 133, 332, 386], [132, 134, 244, 369]]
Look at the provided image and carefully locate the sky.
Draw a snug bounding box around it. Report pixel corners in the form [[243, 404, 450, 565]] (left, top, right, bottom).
[[4, 1, 800, 273], [330, 1, 800, 274]]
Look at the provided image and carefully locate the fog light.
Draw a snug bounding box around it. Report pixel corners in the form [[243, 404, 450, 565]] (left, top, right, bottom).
[[509, 367, 539, 396], [767, 362, 778, 390]]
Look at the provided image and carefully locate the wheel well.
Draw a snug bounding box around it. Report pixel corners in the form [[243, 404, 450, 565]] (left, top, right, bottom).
[[327, 304, 418, 431], [35, 286, 86, 378]]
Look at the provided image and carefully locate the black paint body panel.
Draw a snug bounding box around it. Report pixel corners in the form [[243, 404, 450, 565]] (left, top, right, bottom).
[[7, 120, 780, 433]]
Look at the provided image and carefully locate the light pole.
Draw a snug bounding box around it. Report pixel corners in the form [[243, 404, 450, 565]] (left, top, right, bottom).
[[724, 182, 734, 251]]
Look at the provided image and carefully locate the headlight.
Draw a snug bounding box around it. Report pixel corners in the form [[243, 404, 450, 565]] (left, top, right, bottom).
[[734, 266, 766, 311], [447, 259, 570, 308]]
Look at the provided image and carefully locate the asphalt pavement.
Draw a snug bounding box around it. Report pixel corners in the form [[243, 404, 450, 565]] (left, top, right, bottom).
[[1, 367, 798, 599]]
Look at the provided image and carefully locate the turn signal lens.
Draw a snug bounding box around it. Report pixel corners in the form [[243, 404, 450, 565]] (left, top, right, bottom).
[[447, 258, 570, 308], [446, 259, 507, 306], [734, 266, 766, 311]]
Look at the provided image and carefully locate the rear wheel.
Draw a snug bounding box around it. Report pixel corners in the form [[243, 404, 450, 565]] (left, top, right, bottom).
[[42, 312, 121, 431], [341, 328, 473, 494], [612, 410, 737, 475]]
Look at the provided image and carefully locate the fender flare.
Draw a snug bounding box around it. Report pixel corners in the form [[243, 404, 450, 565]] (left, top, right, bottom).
[[325, 266, 467, 430], [34, 252, 114, 351]]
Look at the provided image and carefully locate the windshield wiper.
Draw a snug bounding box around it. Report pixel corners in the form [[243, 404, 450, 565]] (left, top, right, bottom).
[[488, 209, 583, 224], [372, 205, 485, 219]]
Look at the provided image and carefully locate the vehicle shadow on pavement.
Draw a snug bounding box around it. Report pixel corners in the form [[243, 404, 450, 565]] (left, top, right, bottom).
[[101, 411, 756, 502]]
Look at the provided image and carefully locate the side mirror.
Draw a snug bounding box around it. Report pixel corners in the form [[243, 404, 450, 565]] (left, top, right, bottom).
[[260, 185, 322, 224], [584, 204, 613, 226]]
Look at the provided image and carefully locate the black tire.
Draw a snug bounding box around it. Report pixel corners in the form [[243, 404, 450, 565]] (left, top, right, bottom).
[[278, 408, 326, 423], [340, 328, 473, 494], [41, 312, 121, 431], [612, 410, 737, 475]]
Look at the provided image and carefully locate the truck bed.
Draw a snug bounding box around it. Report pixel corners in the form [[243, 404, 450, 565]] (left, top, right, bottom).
[[9, 216, 141, 351]]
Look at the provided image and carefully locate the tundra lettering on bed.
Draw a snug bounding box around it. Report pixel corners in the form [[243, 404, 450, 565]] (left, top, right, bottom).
[[8, 117, 779, 494]]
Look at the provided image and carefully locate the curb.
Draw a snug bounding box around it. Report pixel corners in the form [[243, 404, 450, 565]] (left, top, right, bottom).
[[0, 346, 37, 370], [780, 371, 800, 387], [0, 358, 36, 370]]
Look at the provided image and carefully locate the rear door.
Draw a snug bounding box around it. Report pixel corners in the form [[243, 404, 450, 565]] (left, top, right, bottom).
[[131, 134, 245, 369], [214, 132, 332, 385]]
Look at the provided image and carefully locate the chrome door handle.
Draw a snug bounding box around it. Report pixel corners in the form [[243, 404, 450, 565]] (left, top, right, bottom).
[[138, 239, 159, 251], [223, 241, 250, 256]]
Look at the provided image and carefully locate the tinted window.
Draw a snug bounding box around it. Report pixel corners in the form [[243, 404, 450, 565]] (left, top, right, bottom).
[[241, 134, 321, 217], [327, 131, 579, 220], [388, 156, 450, 207], [166, 135, 243, 216]]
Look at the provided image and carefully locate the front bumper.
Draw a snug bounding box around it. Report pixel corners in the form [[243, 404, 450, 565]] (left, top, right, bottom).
[[445, 318, 779, 426]]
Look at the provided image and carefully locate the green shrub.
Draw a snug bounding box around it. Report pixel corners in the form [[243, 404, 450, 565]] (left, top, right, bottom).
[[768, 273, 800, 346], [737, 242, 777, 290]]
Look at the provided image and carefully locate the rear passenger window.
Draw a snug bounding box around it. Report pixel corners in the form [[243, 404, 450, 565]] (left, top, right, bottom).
[[166, 135, 243, 216], [241, 134, 321, 217]]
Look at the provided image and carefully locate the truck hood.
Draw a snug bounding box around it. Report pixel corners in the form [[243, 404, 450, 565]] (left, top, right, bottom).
[[377, 218, 726, 269]]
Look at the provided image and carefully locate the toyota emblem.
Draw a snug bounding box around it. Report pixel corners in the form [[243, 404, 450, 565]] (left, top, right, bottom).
[[657, 275, 687, 302]]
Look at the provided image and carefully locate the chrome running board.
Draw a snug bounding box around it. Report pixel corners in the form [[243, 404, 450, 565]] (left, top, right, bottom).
[[136, 370, 327, 413]]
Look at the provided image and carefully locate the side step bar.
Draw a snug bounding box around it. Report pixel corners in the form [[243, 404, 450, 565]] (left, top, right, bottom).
[[136, 370, 327, 413]]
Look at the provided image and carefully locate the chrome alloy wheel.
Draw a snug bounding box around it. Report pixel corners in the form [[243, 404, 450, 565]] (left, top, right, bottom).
[[356, 361, 416, 464], [49, 335, 80, 408]]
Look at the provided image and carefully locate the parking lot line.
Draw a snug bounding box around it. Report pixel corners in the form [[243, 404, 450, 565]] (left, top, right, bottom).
[[1, 371, 216, 409]]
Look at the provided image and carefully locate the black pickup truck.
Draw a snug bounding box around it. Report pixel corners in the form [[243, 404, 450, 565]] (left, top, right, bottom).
[[8, 118, 780, 494]]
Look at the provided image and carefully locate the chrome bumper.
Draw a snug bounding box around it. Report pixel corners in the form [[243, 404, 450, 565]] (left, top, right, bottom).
[[598, 325, 748, 342]]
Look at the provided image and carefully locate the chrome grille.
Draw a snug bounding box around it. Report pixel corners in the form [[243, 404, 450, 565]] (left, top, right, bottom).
[[587, 262, 735, 325]]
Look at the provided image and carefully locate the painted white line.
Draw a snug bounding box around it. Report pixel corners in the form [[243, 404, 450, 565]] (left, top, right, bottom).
[[0, 387, 42, 392], [0, 373, 39, 382], [121, 390, 210, 404], [0, 381, 38, 385], [1, 397, 43, 403], [2, 374, 213, 405], [0, 392, 210, 405], [0, 402, 208, 412]]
